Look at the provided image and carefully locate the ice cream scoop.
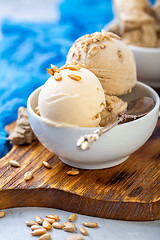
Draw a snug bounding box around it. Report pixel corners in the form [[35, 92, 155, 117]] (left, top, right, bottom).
[[66, 30, 137, 96], [38, 64, 106, 127], [77, 97, 155, 150]]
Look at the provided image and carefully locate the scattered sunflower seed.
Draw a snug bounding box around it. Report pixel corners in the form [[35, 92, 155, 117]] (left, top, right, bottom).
[[43, 218, 55, 224], [25, 220, 38, 227], [42, 220, 52, 230], [31, 225, 44, 231], [0, 211, 5, 218], [63, 222, 76, 232], [82, 222, 98, 228], [24, 171, 33, 181], [31, 228, 47, 236], [35, 216, 44, 225], [52, 222, 63, 229], [79, 227, 88, 236], [68, 213, 77, 222], [65, 234, 83, 240], [9, 160, 20, 167], [66, 169, 79, 176], [39, 233, 51, 240], [46, 214, 59, 220], [42, 161, 51, 169]]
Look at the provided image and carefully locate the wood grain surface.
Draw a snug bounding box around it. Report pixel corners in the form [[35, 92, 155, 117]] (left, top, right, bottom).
[[0, 120, 160, 221]]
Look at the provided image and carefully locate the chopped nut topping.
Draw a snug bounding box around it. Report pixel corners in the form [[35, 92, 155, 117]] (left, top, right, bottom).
[[108, 32, 121, 40], [87, 46, 99, 58], [99, 44, 106, 49], [51, 64, 59, 72], [68, 74, 81, 81], [59, 63, 69, 70], [47, 68, 54, 76], [67, 65, 81, 71], [54, 72, 62, 81]]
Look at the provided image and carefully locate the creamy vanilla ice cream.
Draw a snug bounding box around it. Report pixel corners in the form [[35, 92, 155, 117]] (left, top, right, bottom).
[[38, 64, 106, 127], [66, 30, 137, 96]]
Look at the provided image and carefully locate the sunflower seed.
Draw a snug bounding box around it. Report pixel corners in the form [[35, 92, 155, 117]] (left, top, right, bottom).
[[9, 160, 20, 167], [63, 222, 76, 229], [54, 72, 62, 81], [24, 171, 33, 181], [0, 211, 5, 218], [65, 234, 83, 240], [42, 161, 51, 169], [46, 214, 59, 220], [31, 225, 44, 231], [79, 227, 88, 236], [82, 222, 98, 228], [52, 222, 63, 229], [68, 213, 77, 222], [42, 220, 52, 230], [43, 218, 55, 224], [66, 169, 79, 176], [99, 44, 105, 49], [87, 46, 99, 58], [39, 233, 51, 240], [51, 64, 59, 72], [59, 63, 69, 70], [31, 228, 47, 236], [47, 68, 54, 76], [25, 220, 38, 227], [63, 222, 76, 232], [68, 74, 81, 81], [67, 65, 80, 71], [35, 216, 44, 225], [108, 32, 121, 40]]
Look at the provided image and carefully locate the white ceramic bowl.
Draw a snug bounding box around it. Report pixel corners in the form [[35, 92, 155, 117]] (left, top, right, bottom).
[[27, 82, 159, 169], [129, 46, 160, 88]]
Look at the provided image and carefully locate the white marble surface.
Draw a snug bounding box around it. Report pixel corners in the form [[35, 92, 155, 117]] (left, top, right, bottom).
[[0, 207, 160, 240]]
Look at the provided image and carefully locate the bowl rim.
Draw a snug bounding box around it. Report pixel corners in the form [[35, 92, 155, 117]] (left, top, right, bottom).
[[27, 81, 160, 130], [129, 45, 160, 53]]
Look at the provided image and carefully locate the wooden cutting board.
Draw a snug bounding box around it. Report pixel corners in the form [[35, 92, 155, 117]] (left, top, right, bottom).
[[0, 120, 160, 221]]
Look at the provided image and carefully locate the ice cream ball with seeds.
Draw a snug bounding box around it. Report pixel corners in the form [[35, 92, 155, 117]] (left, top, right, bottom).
[[38, 65, 106, 127], [66, 30, 137, 96]]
